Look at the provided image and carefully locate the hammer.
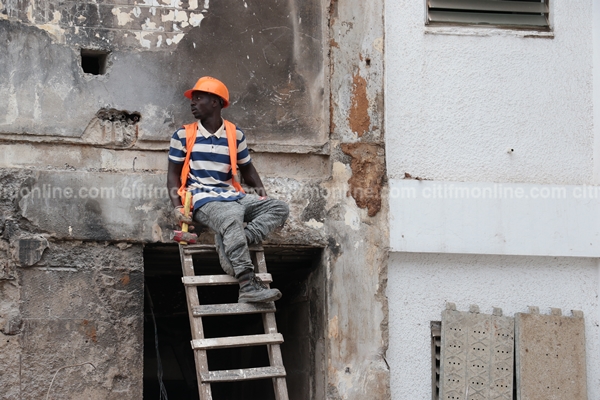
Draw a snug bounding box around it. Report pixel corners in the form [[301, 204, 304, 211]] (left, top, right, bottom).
[[172, 191, 198, 245]]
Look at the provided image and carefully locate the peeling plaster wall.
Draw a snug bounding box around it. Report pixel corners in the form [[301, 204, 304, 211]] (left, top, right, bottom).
[[327, 0, 389, 398], [0, 0, 326, 145]]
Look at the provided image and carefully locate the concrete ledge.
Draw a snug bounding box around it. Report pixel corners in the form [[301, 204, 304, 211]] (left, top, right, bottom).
[[15, 170, 327, 245], [0, 143, 329, 178]]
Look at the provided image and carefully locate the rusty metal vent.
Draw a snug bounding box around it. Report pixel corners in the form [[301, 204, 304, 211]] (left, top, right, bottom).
[[426, 0, 550, 29], [81, 49, 110, 75], [431, 321, 441, 400]]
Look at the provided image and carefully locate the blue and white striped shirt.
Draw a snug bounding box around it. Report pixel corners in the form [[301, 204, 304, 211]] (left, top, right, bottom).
[[168, 121, 252, 209]]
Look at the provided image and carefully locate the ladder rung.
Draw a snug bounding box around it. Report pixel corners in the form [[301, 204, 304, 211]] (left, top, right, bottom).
[[182, 273, 272, 286], [201, 366, 286, 383], [182, 244, 216, 255], [193, 302, 276, 317], [191, 333, 283, 350], [248, 244, 264, 252], [182, 243, 264, 254]]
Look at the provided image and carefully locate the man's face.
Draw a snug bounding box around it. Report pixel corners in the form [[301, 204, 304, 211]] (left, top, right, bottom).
[[190, 91, 219, 119]]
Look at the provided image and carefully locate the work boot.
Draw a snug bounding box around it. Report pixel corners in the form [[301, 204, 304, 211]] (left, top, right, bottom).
[[238, 272, 282, 303], [214, 233, 235, 276]]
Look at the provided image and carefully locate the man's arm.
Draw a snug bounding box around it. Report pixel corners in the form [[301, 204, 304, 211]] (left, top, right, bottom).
[[167, 161, 196, 228], [239, 162, 267, 197], [167, 161, 184, 208]]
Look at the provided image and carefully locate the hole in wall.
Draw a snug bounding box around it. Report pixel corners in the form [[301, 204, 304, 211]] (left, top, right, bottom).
[[81, 49, 110, 75], [96, 108, 141, 125], [143, 244, 325, 400]]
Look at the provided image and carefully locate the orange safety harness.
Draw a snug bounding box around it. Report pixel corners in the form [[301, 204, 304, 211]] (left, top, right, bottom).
[[177, 120, 245, 207]]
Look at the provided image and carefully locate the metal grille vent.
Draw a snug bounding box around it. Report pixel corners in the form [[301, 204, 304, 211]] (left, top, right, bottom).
[[426, 0, 550, 29], [431, 321, 442, 400]]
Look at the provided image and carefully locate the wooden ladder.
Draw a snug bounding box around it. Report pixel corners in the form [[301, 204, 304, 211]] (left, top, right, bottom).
[[179, 243, 289, 400]]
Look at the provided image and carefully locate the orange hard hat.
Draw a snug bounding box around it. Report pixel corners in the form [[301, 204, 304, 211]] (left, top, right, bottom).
[[184, 76, 230, 108]]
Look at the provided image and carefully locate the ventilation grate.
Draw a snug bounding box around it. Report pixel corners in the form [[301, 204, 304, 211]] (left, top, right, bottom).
[[431, 321, 441, 400], [426, 0, 550, 29]]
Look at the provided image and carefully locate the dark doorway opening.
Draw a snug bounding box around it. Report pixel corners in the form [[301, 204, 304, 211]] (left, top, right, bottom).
[[80, 49, 110, 75], [143, 244, 325, 400]]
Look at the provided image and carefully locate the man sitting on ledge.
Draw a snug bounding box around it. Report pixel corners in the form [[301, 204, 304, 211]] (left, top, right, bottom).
[[167, 76, 289, 303]]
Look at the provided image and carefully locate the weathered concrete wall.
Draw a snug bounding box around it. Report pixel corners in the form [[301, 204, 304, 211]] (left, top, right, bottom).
[[6, 169, 327, 246], [0, 0, 391, 398], [326, 0, 389, 398], [0, 169, 145, 398], [18, 242, 144, 399], [0, 166, 332, 397], [0, 0, 326, 146]]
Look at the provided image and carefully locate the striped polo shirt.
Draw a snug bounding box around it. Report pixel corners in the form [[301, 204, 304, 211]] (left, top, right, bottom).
[[168, 120, 252, 209]]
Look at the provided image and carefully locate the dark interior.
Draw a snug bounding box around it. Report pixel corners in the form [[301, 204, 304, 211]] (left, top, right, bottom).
[[143, 244, 324, 400], [80, 49, 109, 75]]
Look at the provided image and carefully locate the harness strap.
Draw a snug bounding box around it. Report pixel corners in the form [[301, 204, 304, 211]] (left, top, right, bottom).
[[177, 120, 245, 206]]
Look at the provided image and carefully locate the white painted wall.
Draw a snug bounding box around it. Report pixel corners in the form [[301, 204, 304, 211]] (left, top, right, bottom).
[[594, 0, 600, 183], [387, 253, 600, 400], [385, 0, 594, 185], [385, 0, 600, 398], [389, 180, 600, 257]]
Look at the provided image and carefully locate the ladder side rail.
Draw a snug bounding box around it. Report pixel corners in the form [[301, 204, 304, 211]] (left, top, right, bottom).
[[180, 248, 213, 400], [263, 312, 289, 400], [252, 250, 290, 400]]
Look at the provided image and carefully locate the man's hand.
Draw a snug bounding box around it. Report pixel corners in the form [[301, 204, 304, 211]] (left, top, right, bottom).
[[172, 206, 194, 229]]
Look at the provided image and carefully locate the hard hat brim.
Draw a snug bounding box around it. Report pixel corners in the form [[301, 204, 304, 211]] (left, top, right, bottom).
[[183, 89, 229, 108]]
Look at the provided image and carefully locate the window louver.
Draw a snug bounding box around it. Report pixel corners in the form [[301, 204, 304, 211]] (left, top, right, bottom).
[[427, 0, 550, 29]]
